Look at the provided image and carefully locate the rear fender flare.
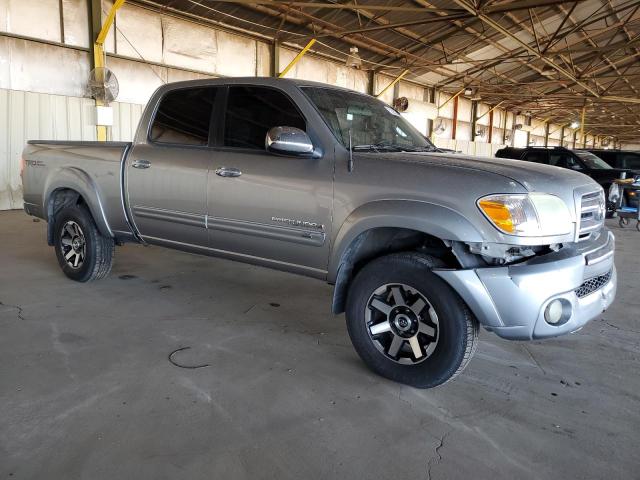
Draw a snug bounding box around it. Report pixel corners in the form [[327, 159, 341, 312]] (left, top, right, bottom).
[[43, 167, 113, 240]]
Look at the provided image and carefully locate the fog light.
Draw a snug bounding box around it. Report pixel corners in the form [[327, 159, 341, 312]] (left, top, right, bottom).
[[545, 299, 564, 324]]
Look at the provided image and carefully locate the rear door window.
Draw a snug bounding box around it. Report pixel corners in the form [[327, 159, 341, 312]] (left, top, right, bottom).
[[150, 87, 218, 146], [523, 151, 548, 164], [550, 152, 581, 169], [224, 86, 306, 150], [622, 153, 640, 170]]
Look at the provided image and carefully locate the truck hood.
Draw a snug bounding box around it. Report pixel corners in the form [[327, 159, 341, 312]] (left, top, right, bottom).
[[360, 151, 599, 193]]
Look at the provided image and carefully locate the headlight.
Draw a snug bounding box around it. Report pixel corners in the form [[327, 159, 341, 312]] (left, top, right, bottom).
[[478, 193, 572, 236]]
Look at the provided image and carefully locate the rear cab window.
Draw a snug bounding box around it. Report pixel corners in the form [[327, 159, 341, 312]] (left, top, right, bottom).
[[150, 87, 218, 146]]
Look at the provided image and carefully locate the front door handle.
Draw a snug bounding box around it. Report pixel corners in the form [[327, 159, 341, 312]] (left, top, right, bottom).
[[132, 159, 151, 169], [215, 167, 242, 178]]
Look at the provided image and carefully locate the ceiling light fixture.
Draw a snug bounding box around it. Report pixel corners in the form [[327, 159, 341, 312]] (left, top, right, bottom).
[[346, 47, 362, 69]]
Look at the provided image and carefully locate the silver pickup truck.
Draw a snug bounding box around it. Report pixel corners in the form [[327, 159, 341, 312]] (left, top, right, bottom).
[[21, 78, 617, 388]]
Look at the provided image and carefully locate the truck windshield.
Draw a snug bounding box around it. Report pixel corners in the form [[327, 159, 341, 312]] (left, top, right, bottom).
[[575, 151, 612, 169], [301, 86, 436, 152]]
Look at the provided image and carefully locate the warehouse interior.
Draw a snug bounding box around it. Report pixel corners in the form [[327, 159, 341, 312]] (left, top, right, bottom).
[[1, 0, 639, 478]]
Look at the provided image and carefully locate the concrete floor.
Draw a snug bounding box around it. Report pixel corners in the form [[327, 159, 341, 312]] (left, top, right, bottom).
[[1, 210, 639, 480]]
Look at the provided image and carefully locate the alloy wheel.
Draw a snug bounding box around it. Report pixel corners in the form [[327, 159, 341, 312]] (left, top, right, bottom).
[[365, 283, 439, 365], [60, 221, 86, 269]]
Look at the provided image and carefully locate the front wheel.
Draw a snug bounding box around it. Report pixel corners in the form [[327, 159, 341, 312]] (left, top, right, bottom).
[[53, 204, 114, 282], [345, 253, 478, 388]]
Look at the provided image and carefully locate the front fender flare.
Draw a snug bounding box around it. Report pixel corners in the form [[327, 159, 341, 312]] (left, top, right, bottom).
[[328, 200, 484, 282]]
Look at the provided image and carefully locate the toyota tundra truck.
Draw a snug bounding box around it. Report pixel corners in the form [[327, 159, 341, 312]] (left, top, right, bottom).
[[21, 78, 617, 388]]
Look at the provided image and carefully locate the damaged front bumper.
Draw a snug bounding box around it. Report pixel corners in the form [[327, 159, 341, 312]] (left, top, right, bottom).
[[434, 230, 617, 340]]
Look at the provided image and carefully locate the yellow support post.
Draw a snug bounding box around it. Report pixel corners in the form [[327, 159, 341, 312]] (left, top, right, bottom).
[[93, 0, 126, 141], [437, 87, 466, 110], [278, 39, 316, 78], [475, 100, 504, 122], [375, 69, 409, 98]]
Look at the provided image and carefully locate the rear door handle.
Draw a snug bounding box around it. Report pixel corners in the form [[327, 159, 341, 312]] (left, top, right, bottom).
[[132, 159, 151, 169], [215, 167, 242, 178]]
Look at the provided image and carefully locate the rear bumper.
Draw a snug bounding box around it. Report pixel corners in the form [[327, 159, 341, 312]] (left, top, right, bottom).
[[23, 201, 44, 218], [435, 230, 617, 340]]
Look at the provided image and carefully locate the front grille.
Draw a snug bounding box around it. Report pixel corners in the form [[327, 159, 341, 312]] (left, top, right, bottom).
[[575, 270, 612, 298], [577, 190, 605, 239]]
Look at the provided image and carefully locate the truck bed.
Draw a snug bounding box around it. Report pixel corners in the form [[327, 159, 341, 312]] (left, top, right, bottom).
[[22, 140, 134, 240]]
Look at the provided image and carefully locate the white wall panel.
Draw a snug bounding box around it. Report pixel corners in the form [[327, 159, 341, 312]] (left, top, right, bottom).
[[62, 0, 89, 48], [398, 82, 423, 101], [458, 98, 472, 122], [0, 0, 61, 42], [216, 31, 256, 76], [107, 57, 166, 104], [279, 47, 330, 83], [493, 128, 504, 144], [456, 121, 472, 141], [436, 92, 453, 119], [0, 88, 145, 210], [476, 103, 490, 126], [162, 16, 217, 74], [375, 75, 395, 105], [0, 37, 90, 97], [166, 68, 215, 83], [256, 41, 271, 77], [110, 101, 143, 142], [116, 3, 163, 63]]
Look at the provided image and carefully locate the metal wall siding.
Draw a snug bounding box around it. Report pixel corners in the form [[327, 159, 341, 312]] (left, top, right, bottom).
[[0, 88, 142, 210]]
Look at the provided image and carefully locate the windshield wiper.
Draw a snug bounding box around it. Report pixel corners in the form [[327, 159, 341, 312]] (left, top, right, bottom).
[[352, 142, 433, 153], [352, 144, 403, 152], [401, 145, 439, 153]]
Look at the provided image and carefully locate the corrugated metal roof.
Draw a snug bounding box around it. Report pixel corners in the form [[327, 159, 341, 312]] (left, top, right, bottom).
[[135, 0, 640, 140]]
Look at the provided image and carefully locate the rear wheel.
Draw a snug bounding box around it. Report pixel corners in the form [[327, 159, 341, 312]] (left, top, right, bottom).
[[53, 204, 114, 282], [345, 253, 478, 388]]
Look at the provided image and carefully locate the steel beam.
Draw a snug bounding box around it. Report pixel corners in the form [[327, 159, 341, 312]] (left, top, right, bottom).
[[278, 38, 316, 78], [375, 69, 409, 98], [92, 0, 126, 141]]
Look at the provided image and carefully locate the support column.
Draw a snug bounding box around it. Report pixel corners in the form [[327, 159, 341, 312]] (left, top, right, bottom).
[[367, 70, 376, 96], [88, 0, 102, 71], [452, 95, 459, 141], [425, 86, 435, 138], [501, 110, 508, 145], [544, 121, 550, 147], [470, 100, 478, 142], [91, 0, 126, 141], [580, 105, 586, 147], [488, 109, 494, 144], [271, 39, 280, 77], [560, 125, 565, 147]]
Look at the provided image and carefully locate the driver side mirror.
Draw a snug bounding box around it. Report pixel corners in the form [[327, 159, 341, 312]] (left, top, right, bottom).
[[265, 126, 314, 156]]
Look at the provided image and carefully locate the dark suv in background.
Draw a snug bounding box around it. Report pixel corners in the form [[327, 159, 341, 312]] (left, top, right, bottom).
[[495, 146, 639, 213], [582, 149, 640, 170]]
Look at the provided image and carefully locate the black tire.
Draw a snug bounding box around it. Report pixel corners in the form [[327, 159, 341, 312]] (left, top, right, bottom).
[[53, 204, 114, 282], [345, 252, 478, 388]]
